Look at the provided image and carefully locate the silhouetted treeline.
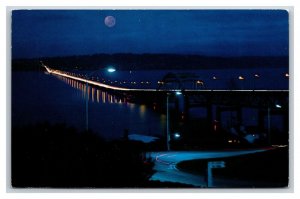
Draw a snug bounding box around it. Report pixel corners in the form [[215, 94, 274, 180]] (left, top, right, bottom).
[[12, 53, 288, 71], [12, 123, 155, 188]]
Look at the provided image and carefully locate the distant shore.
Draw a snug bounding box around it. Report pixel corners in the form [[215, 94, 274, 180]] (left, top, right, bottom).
[[11, 53, 288, 71]]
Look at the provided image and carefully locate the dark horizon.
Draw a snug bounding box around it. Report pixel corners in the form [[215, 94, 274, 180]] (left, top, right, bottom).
[[12, 52, 289, 61]]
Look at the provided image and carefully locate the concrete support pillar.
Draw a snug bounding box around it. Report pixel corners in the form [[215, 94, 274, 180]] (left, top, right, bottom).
[[216, 106, 221, 122], [207, 103, 213, 132], [237, 106, 242, 125], [258, 109, 265, 133], [183, 95, 190, 121]]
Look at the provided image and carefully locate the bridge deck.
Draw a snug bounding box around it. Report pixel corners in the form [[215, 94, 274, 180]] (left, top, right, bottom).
[[44, 65, 288, 93]]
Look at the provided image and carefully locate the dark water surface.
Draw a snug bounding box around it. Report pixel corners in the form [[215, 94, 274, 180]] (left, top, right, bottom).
[[12, 71, 165, 139]]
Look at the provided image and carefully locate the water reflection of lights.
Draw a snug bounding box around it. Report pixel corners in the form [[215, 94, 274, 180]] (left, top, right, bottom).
[[97, 90, 100, 103], [91, 87, 95, 102], [139, 104, 146, 118], [56, 75, 127, 105], [128, 103, 135, 110], [102, 92, 106, 103]]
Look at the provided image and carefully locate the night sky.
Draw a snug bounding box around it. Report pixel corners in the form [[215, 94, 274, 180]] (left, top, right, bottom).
[[12, 10, 289, 59]]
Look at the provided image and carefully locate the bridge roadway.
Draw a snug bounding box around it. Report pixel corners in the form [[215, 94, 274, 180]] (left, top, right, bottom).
[[44, 65, 288, 94]]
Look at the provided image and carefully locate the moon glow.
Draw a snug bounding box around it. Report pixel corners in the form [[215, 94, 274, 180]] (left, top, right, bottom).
[[104, 16, 116, 28]]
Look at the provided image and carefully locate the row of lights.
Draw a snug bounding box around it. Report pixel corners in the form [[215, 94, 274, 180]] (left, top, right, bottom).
[[64, 71, 289, 85], [101, 80, 152, 85], [54, 68, 289, 80], [212, 73, 289, 80]]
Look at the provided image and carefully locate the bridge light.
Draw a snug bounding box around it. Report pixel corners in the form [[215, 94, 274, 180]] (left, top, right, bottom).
[[275, 104, 282, 109], [212, 76, 217, 80], [238, 76, 245, 80], [285, 73, 289, 77], [196, 80, 204, 85], [254, 74, 260, 78], [107, 67, 116, 73], [174, 133, 181, 139], [175, 91, 182, 95]]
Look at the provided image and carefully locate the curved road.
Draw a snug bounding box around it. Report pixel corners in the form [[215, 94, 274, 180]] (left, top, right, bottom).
[[149, 148, 273, 187]]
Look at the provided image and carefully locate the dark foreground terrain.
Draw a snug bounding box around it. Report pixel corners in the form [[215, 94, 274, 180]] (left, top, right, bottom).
[[11, 123, 198, 188], [177, 147, 289, 188], [12, 123, 153, 188], [11, 122, 288, 188]]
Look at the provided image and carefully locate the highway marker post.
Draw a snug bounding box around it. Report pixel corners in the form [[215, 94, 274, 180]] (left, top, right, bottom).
[[207, 161, 226, 187]]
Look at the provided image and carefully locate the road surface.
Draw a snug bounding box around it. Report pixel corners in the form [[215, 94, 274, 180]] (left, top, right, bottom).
[[148, 148, 272, 187]]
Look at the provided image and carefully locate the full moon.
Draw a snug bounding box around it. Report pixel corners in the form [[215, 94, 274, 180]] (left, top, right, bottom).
[[104, 16, 116, 28]]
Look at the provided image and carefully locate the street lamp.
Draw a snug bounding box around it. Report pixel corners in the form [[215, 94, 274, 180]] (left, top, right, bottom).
[[107, 67, 116, 73], [174, 132, 181, 139], [267, 102, 282, 145], [85, 71, 98, 132], [166, 90, 182, 151], [85, 67, 116, 131], [166, 93, 170, 151], [175, 91, 182, 95]]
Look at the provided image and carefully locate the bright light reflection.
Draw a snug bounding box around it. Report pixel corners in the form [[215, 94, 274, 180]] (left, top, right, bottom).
[[139, 105, 146, 117]]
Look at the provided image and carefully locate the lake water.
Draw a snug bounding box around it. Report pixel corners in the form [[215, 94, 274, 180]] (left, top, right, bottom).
[[11, 71, 166, 140]]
